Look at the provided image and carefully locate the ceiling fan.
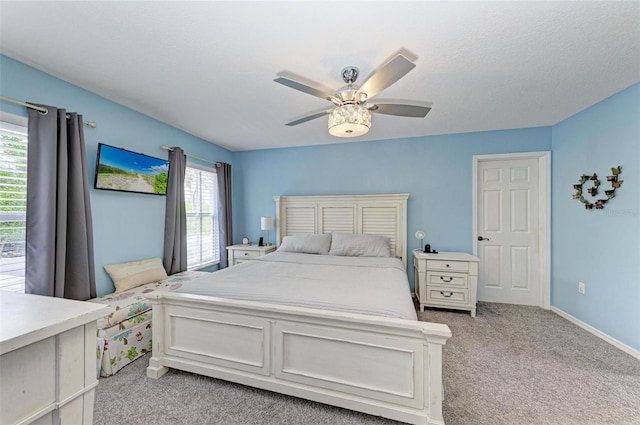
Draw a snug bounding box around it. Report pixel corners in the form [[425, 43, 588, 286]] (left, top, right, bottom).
[[274, 48, 432, 138]]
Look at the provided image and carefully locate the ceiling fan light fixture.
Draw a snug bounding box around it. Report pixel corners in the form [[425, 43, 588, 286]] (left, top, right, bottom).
[[328, 104, 371, 137]]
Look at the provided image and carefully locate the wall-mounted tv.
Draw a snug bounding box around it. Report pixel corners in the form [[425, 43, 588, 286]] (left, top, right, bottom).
[[94, 143, 169, 195]]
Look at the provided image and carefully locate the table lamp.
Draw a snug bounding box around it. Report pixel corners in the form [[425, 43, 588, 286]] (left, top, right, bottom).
[[261, 216, 274, 246]]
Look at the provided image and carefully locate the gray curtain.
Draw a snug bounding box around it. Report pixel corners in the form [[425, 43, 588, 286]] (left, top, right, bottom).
[[216, 162, 233, 268], [26, 106, 96, 300], [163, 147, 187, 274]]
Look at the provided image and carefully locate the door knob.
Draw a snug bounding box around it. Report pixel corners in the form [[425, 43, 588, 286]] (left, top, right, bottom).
[[477, 236, 490, 241]]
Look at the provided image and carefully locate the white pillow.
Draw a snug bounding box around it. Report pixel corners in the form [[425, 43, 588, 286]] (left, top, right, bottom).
[[277, 234, 332, 255], [104, 257, 168, 293], [329, 232, 391, 257]]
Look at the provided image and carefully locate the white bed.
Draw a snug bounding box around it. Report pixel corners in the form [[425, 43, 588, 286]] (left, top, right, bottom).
[[146, 194, 452, 425], [174, 252, 418, 320]]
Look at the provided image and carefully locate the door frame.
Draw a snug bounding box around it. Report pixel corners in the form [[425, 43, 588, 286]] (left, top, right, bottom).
[[472, 151, 551, 309]]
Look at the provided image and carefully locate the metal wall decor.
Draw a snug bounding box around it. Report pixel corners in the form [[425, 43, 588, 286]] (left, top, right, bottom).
[[572, 166, 623, 210]]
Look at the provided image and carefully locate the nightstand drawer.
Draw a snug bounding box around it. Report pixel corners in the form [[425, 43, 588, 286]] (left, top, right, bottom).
[[227, 244, 277, 266], [427, 260, 469, 273], [426, 272, 468, 288], [236, 250, 261, 259], [426, 287, 469, 305]]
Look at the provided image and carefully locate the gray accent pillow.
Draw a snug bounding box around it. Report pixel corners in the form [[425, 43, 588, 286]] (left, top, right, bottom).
[[277, 234, 332, 255], [329, 232, 391, 257]]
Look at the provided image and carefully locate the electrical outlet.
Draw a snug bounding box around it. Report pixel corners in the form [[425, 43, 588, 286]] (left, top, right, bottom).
[[578, 281, 585, 294]]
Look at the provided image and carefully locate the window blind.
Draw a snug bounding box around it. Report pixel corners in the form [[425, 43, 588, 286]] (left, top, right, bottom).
[[0, 120, 28, 292], [184, 165, 219, 268], [0, 121, 28, 259]]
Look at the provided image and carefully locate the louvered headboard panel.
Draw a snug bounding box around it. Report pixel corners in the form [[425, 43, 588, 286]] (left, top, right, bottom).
[[274, 194, 409, 267], [361, 206, 400, 256], [320, 206, 355, 234]]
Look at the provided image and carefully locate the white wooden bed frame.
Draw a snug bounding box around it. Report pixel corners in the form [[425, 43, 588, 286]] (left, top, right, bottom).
[[147, 194, 452, 425]]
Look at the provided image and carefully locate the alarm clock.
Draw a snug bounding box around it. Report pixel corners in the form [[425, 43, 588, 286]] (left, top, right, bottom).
[[242, 237, 250, 245]]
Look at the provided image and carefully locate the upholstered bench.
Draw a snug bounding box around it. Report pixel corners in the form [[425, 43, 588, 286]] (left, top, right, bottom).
[[88, 258, 209, 377]]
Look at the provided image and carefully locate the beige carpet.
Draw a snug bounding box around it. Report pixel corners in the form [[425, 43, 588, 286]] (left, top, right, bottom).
[[94, 302, 640, 425], [422, 303, 640, 425]]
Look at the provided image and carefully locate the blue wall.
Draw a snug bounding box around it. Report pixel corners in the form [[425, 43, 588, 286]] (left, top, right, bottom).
[[551, 83, 639, 351], [0, 55, 234, 296], [235, 128, 552, 290]]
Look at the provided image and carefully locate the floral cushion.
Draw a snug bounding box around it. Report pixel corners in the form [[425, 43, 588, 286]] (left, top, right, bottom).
[[91, 270, 209, 377], [88, 271, 209, 330], [98, 316, 153, 377]]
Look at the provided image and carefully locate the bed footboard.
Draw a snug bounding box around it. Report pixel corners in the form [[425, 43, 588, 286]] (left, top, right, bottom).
[[146, 292, 451, 425]]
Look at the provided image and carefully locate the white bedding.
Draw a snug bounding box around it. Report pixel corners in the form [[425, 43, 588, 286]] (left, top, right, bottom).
[[176, 252, 417, 320]]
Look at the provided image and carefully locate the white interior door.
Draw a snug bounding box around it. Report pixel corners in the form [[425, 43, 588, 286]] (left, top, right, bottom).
[[474, 153, 549, 307]]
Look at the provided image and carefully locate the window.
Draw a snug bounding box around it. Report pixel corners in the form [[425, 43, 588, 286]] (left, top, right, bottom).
[[184, 164, 219, 269], [0, 117, 28, 292]]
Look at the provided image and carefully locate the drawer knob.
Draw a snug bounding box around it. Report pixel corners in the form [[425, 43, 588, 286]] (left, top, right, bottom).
[[244, 252, 249, 256], [446, 264, 450, 267], [440, 291, 454, 298], [440, 276, 453, 283]]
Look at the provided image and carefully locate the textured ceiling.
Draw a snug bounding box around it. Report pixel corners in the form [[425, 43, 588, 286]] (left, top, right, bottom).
[[1, 1, 639, 151]]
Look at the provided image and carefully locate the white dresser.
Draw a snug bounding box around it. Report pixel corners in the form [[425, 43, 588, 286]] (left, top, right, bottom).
[[413, 250, 480, 317], [0, 292, 109, 425], [226, 244, 277, 266]]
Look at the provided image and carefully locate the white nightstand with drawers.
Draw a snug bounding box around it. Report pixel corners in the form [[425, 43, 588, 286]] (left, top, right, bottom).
[[413, 250, 480, 317], [227, 244, 277, 266]]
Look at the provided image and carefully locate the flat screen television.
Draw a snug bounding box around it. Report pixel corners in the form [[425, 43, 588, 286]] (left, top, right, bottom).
[[94, 143, 169, 195]]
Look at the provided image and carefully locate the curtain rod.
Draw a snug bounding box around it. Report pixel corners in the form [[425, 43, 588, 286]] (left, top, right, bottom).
[[0, 95, 97, 128], [161, 145, 221, 167]]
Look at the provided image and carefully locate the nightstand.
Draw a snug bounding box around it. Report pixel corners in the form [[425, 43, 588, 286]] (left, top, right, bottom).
[[413, 250, 480, 317], [227, 244, 277, 266]]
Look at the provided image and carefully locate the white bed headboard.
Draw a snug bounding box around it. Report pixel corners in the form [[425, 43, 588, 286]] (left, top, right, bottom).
[[273, 194, 409, 267]]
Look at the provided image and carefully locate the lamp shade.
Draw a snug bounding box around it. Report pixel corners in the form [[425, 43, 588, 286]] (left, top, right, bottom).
[[260, 216, 274, 230], [328, 104, 371, 137]]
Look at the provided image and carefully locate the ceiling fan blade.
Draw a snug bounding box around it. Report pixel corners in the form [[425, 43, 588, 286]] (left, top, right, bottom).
[[368, 100, 433, 118], [285, 109, 332, 126], [357, 48, 418, 99], [275, 71, 338, 103]]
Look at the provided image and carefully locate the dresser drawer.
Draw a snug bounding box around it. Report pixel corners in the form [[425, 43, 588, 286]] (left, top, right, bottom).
[[427, 260, 469, 273], [426, 287, 469, 306], [426, 272, 468, 288]]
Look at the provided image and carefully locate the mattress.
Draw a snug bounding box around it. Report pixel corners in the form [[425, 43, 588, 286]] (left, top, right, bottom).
[[88, 270, 209, 376], [176, 252, 417, 321]]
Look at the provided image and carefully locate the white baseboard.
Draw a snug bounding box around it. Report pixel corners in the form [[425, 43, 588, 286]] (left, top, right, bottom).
[[551, 306, 640, 361]]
